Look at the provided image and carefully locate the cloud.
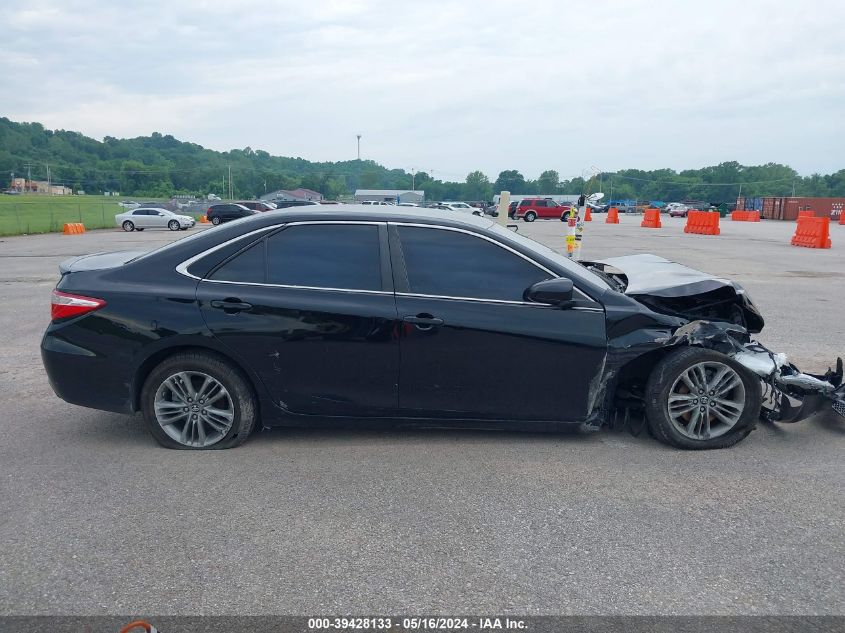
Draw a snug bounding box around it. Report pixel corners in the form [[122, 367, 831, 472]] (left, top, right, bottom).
[[2, 0, 844, 179]]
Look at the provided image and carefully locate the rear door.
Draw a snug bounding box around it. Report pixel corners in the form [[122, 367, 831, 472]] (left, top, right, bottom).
[[533, 199, 550, 217], [540, 200, 558, 218], [390, 223, 607, 421], [130, 210, 147, 227], [197, 221, 400, 416], [137, 209, 155, 227]]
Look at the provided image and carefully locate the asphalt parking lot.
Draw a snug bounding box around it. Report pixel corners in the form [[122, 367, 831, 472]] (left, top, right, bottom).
[[1, 215, 843, 615]]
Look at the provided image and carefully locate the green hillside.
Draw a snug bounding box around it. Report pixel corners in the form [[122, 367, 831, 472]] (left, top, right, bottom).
[[1, 117, 844, 202]]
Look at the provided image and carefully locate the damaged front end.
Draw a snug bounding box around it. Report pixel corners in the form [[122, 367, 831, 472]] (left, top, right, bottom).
[[665, 321, 845, 424], [586, 254, 845, 425]]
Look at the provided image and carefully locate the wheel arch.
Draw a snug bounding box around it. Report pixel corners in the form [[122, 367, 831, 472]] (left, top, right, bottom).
[[612, 342, 761, 403], [131, 343, 263, 415], [613, 345, 686, 396]]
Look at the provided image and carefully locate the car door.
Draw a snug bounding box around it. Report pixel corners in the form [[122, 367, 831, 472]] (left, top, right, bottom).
[[135, 209, 153, 227], [390, 223, 607, 422], [541, 201, 559, 219], [152, 210, 168, 228], [196, 221, 400, 417]]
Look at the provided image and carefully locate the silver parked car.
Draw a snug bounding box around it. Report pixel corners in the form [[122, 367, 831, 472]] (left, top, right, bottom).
[[115, 207, 196, 232]]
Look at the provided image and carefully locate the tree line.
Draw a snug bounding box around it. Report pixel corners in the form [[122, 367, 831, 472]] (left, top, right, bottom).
[[2, 118, 844, 202]]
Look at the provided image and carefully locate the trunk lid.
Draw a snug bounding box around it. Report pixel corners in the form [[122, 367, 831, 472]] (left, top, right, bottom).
[[59, 250, 146, 275]]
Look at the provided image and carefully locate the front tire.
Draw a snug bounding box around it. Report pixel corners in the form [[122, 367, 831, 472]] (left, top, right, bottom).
[[168, 220, 180, 231], [122, 220, 135, 232], [140, 351, 257, 450], [524, 211, 537, 222], [644, 347, 761, 450]]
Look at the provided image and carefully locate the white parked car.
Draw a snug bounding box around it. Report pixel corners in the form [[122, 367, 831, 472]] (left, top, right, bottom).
[[360, 200, 394, 206], [440, 202, 483, 215], [398, 202, 420, 207], [115, 207, 196, 232]]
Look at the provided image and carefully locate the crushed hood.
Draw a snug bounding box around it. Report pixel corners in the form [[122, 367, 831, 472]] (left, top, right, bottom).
[[595, 254, 741, 297], [586, 254, 765, 333]]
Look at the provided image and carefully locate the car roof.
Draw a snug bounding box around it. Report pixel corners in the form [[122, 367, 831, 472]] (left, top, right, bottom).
[[222, 204, 493, 230]]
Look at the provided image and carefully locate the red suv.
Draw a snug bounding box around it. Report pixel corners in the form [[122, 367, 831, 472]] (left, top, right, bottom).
[[513, 198, 571, 222]]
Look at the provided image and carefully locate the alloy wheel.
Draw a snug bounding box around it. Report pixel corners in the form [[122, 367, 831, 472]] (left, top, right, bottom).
[[667, 361, 746, 440], [153, 371, 234, 447]]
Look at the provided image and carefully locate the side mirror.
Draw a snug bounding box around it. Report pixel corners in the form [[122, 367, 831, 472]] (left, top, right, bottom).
[[524, 278, 574, 307]]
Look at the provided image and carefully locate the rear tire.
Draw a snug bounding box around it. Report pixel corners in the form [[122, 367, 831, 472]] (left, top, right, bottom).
[[211, 216, 221, 225], [122, 220, 135, 232], [524, 211, 537, 222], [141, 351, 257, 450], [644, 347, 760, 450]]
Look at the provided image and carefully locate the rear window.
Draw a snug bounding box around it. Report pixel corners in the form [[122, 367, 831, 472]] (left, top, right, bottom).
[[209, 242, 265, 283], [266, 224, 382, 291]]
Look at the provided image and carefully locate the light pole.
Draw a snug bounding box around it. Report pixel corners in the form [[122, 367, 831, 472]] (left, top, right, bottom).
[[356, 134, 361, 160], [410, 168, 416, 191]]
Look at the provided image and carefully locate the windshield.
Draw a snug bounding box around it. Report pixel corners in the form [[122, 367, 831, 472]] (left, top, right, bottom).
[[486, 222, 613, 290]]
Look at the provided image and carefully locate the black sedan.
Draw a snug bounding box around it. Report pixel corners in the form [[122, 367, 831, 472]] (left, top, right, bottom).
[[42, 207, 844, 450]]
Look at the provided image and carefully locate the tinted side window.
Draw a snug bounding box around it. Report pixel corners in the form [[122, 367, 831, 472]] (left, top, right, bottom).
[[209, 242, 266, 283], [535, 200, 547, 207], [398, 227, 550, 302], [266, 224, 382, 291]]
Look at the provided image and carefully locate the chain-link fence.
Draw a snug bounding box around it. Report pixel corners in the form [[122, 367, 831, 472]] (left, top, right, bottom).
[[0, 197, 172, 236]]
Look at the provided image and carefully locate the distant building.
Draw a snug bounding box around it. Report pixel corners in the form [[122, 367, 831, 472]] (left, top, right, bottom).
[[262, 188, 323, 202], [355, 189, 425, 204], [8, 178, 71, 195]]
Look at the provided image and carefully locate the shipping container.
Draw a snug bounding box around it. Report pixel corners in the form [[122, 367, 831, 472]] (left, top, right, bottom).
[[735, 196, 763, 211], [758, 197, 845, 221]]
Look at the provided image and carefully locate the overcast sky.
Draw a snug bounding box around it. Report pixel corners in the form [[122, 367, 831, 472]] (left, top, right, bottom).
[[3, 0, 844, 180]]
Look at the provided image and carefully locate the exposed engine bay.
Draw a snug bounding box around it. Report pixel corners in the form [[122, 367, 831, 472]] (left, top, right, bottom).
[[584, 254, 845, 424]]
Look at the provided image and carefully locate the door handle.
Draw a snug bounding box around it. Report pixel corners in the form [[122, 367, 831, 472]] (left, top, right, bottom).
[[403, 313, 444, 330], [210, 298, 253, 313]]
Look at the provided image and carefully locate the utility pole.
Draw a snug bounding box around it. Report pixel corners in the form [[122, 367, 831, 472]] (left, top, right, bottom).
[[46, 163, 51, 195], [410, 168, 416, 191], [791, 180, 796, 197], [228, 164, 233, 200], [356, 134, 362, 160]]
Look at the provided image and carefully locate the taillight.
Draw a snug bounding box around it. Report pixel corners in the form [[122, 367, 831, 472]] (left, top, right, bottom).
[[51, 290, 106, 321]]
